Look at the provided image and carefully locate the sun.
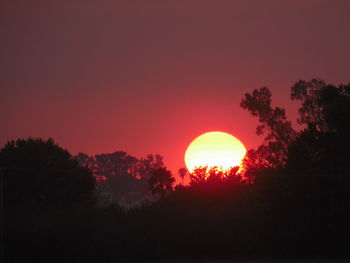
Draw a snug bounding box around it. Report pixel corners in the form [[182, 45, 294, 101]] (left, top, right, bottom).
[[184, 131, 247, 173]]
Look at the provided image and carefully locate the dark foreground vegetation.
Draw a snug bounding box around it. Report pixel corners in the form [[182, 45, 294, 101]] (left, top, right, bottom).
[[2, 79, 350, 262], [5, 174, 350, 262]]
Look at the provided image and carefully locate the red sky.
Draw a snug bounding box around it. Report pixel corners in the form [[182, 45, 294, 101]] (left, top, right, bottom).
[[1, 0, 350, 181]]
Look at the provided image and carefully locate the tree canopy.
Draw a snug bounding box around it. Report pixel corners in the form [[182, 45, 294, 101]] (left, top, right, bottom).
[[0, 138, 96, 210], [75, 151, 173, 203], [241, 79, 350, 177], [241, 87, 296, 170], [148, 167, 175, 197], [287, 79, 350, 175]]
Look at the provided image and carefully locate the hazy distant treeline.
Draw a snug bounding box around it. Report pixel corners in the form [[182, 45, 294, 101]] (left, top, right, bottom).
[[74, 151, 170, 206]]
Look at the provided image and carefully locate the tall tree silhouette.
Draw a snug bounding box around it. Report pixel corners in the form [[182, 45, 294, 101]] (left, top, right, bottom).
[[241, 79, 350, 176], [287, 79, 350, 175], [178, 168, 187, 184], [291, 79, 350, 133], [241, 87, 296, 170]]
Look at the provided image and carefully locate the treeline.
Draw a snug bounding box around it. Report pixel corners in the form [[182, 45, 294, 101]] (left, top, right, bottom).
[[2, 79, 350, 262], [74, 151, 174, 205], [74, 151, 165, 182]]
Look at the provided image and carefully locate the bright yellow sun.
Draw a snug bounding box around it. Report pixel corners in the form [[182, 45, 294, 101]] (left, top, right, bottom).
[[184, 131, 247, 173]]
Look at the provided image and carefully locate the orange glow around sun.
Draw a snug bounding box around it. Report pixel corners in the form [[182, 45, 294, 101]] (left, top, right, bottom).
[[184, 131, 247, 173]]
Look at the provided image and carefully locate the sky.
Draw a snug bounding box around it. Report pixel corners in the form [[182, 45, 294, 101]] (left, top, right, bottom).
[[1, 0, 350, 180]]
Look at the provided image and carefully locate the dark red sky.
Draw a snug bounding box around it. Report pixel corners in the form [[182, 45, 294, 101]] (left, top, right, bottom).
[[1, 0, 350, 180]]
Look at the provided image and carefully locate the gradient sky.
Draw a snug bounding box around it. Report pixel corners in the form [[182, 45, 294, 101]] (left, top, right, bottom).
[[1, 0, 350, 180]]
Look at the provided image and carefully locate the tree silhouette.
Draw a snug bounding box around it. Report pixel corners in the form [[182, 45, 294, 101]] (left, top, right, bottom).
[[148, 167, 175, 197], [189, 166, 208, 185], [138, 154, 165, 180], [93, 151, 139, 179], [291, 79, 350, 134], [241, 79, 350, 177], [0, 138, 96, 210], [75, 151, 169, 204], [178, 167, 187, 184], [75, 152, 102, 181], [287, 79, 350, 175], [241, 87, 296, 170], [189, 166, 242, 186]]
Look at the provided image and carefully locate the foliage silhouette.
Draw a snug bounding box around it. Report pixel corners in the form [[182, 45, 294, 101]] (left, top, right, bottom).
[[241, 79, 350, 177], [148, 167, 175, 197], [177, 167, 187, 184], [189, 166, 242, 185], [0, 138, 96, 210], [241, 87, 296, 170], [287, 79, 350, 175], [75, 152, 167, 205], [7, 172, 350, 262]]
